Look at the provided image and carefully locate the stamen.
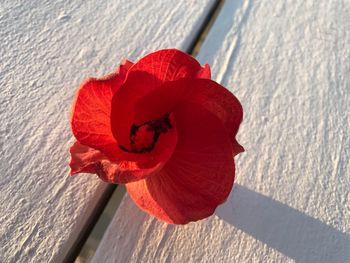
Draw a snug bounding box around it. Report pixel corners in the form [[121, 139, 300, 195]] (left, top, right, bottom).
[[119, 113, 172, 153]]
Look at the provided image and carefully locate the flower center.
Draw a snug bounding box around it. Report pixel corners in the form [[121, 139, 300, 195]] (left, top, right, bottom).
[[120, 113, 172, 153]]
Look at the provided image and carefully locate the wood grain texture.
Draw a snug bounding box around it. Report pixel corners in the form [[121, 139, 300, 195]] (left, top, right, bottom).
[[93, 0, 350, 262], [0, 0, 216, 262]]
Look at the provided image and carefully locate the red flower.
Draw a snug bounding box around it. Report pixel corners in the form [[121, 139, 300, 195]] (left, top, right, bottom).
[[70, 49, 243, 224]]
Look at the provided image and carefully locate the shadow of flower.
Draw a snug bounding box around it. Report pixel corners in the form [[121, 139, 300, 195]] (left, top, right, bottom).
[[216, 184, 350, 263]]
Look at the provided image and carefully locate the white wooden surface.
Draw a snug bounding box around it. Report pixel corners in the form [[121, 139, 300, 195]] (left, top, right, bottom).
[[93, 0, 350, 262], [0, 0, 216, 261]]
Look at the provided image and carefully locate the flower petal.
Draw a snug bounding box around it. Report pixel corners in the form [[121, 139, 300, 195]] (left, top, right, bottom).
[[69, 141, 163, 184], [110, 71, 160, 150], [70, 61, 133, 159], [110, 72, 179, 173], [126, 103, 236, 224], [134, 78, 243, 150], [198, 63, 211, 79], [111, 50, 210, 151], [128, 49, 210, 83]]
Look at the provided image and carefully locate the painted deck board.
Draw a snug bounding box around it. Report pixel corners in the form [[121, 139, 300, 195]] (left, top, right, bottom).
[[0, 0, 216, 261], [93, 0, 350, 262]]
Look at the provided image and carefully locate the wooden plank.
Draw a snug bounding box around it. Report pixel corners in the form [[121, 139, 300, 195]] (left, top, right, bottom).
[[0, 0, 217, 261], [92, 0, 350, 262]]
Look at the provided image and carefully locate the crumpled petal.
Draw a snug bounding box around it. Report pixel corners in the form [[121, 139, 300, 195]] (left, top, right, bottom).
[[134, 78, 244, 152], [127, 49, 210, 82], [70, 60, 133, 160], [126, 103, 236, 224], [69, 141, 163, 184], [70, 60, 177, 183]]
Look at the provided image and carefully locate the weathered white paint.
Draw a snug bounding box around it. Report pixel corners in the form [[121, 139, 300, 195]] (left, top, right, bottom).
[[93, 0, 350, 262], [0, 0, 216, 261]]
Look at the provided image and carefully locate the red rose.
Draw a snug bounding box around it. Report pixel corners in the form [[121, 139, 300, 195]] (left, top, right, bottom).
[[69, 49, 243, 224]]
